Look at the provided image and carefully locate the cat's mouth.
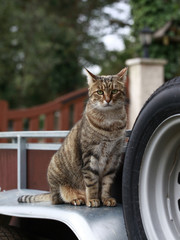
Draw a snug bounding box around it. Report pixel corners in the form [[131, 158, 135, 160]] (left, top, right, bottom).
[[104, 103, 112, 107], [102, 100, 113, 108]]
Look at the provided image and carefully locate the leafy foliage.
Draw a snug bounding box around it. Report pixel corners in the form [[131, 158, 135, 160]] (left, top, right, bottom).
[[101, 0, 180, 81], [100, 38, 136, 74], [2, 0, 179, 108], [130, 0, 180, 80], [0, 0, 122, 108]]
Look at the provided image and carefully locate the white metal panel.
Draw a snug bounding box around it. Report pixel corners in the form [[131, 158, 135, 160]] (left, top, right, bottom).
[[0, 189, 128, 240]]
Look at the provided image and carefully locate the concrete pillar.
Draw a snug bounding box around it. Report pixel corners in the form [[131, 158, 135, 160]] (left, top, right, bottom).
[[126, 58, 167, 128]]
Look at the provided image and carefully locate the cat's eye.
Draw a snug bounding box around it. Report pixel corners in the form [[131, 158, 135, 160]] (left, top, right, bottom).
[[97, 90, 104, 95], [111, 89, 118, 94]]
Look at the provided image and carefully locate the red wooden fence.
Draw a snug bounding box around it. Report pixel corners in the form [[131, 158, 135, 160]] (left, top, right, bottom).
[[0, 86, 129, 191], [0, 88, 88, 132]]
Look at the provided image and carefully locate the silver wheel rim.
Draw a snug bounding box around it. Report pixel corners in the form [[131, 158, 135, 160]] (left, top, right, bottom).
[[139, 114, 180, 240]]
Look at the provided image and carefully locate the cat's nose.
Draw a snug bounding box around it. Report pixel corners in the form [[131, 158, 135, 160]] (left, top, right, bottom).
[[105, 97, 111, 103]]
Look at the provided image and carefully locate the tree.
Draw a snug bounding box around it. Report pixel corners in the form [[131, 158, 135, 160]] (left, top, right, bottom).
[[101, 0, 180, 81], [130, 0, 180, 80], [100, 38, 136, 74], [0, 1, 18, 106], [0, 0, 128, 108]]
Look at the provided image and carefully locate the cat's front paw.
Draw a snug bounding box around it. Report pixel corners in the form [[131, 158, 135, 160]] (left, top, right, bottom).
[[102, 197, 117, 207], [86, 199, 100, 207], [71, 198, 85, 206]]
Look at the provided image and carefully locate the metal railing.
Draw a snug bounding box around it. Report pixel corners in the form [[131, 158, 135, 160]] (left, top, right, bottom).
[[0, 130, 131, 191], [0, 131, 69, 190]]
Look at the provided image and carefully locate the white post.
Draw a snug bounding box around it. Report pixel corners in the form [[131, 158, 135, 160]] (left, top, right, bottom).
[[126, 58, 167, 128]]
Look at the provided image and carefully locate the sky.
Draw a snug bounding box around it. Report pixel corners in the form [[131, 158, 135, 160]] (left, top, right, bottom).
[[102, 1, 131, 51], [87, 1, 131, 74]]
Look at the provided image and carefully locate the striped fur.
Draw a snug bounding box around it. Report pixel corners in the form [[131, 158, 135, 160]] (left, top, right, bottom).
[[18, 67, 127, 207], [18, 193, 51, 203]]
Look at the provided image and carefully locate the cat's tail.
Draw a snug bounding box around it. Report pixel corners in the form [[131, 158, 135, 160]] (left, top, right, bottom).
[[17, 193, 51, 203]]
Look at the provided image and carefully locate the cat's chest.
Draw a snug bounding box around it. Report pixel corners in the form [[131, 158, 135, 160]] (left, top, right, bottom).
[[98, 140, 115, 156], [95, 140, 118, 172]]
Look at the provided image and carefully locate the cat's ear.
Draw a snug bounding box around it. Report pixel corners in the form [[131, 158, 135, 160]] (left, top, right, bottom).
[[117, 67, 128, 83], [85, 68, 97, 85]]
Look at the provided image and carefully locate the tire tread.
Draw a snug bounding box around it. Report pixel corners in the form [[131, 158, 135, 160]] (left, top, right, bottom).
[[139, 76, 180, 118]]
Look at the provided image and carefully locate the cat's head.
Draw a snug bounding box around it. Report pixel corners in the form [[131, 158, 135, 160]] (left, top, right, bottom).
[[85, 67, 128, 110]]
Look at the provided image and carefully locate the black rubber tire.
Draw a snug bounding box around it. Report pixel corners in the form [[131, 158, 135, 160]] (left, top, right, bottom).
[[122, 76, 180, 239], [0, 225, 28, 240]]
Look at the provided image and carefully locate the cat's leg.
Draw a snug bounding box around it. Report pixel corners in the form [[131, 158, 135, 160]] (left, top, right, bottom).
[[50, 186, 64, 205], [51, 192, 63, 205], [60, 185, 86, 206], [85, 183, 100, 207], [101, 171, 117, 207], [82, 156, 100, 207]]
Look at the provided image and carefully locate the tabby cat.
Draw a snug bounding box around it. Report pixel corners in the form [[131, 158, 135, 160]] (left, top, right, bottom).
[[18, 67, 127, 207]]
